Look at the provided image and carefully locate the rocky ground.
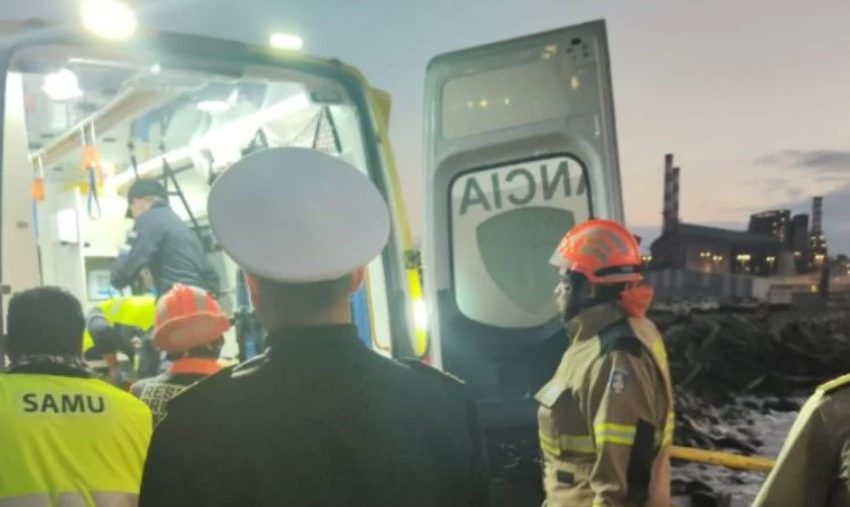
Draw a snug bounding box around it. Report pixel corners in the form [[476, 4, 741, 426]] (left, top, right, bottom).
[[658, 308, 850, 506]]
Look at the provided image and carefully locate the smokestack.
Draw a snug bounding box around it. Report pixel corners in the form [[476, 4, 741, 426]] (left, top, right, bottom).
[[812, 196, 823, 235], [672, 166, 680, 226], [662, 154, 680, 232]]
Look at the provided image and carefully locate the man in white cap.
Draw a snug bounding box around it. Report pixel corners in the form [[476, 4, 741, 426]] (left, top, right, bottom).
[[139, 148, 488, 507]]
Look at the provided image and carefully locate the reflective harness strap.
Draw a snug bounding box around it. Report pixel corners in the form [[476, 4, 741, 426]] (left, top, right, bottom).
[[594, 422, 636, 446], [539, 431, 595, 456]]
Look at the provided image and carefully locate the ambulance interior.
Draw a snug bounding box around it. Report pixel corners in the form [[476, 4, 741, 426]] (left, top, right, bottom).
[[4, 44, 393, 359]]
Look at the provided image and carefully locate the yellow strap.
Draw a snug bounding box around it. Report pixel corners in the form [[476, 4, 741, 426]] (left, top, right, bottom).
[[539, 437, 561, 456], [818, 372, 850, 394], [658, 410, 676, 447], [560, 434, 595, 454], [367, 88, 428, 359]]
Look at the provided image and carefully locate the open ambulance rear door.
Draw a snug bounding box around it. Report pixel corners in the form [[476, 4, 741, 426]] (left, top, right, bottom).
[[423, 20, 624, 502]]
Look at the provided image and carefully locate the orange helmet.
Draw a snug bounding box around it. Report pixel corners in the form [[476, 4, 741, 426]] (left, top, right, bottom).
[[549, 219, 643, 284], [153, 285, 231, 352]]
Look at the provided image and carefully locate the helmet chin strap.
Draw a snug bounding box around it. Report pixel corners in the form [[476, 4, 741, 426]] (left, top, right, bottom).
[[560, 270, 634, 323], [561, 271, 594, 322]]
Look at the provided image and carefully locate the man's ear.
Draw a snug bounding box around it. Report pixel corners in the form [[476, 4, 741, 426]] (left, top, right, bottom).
[[349, 267, 366, 294]]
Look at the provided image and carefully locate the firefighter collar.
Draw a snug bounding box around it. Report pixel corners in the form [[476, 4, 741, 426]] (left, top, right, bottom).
[[207, 148, 390, 283], [567, 302, 623, 341]]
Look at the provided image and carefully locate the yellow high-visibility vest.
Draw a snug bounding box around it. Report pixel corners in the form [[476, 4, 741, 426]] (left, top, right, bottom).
[[0, 373, 152, 506], [83, 296, 156, 352]]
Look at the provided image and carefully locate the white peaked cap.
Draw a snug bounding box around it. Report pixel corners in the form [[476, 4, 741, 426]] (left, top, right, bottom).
[[207, 147, 390, 283]]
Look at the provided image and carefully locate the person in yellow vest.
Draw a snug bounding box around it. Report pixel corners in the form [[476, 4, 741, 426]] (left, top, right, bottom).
[[536, 219, 674, 507], [0, 286, 152, 506], [131, 285, 230, 424], [84, 295, 156, 383], [753, 373, 850, 506]]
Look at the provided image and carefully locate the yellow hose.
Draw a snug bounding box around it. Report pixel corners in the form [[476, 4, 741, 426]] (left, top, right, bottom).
[[670, 445, 775, 472]]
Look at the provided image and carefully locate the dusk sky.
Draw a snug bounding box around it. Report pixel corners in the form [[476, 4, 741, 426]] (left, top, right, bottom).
[[7, 0, 850, 251]]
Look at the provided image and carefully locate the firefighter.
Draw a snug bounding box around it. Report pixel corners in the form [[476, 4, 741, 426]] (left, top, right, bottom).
[[131, 284, 230, 424], [753, 373, 850, 506], [140, 147, 488, 507], [536, 219, 674, 507], [84, 294, 156, 383], [111, 178, 219, 297], [0, 287, 152, 506]]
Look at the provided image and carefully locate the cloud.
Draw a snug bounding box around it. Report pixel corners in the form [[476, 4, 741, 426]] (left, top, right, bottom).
[[742, 177, 805, 202], [816, 174, 850, 184], [755, 149, 850, 173], [747, 177, 789, 193], [785, 186, 804, 201]]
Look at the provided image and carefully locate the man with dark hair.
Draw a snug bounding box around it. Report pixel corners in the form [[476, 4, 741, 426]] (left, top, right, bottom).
[[111, 178, 219, 297], [0, 286, 152, 505], [537, 219, 674, 507], [140, 148, 488, 507]]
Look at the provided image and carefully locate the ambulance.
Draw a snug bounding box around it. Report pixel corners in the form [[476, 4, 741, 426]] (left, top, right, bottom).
[[0, 11, 621, 504]]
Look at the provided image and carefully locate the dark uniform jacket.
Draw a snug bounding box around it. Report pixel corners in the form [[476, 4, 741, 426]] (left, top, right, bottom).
[[111, 201, 219, 296], [130, 357, 221, 425], [139, 325, 489, 507]]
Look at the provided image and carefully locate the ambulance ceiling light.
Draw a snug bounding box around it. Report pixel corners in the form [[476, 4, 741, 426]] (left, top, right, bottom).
[[269, 33, 304, 51], [196, 99, 233, 114], [81, 0, 137, 40], [413, 298, 428, 333], [43, 69, 83, 102], [196, 86, 238, 114]]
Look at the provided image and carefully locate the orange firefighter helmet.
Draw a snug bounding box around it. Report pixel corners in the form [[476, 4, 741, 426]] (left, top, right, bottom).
[[153, 284, 230, 352], [549, 218, 643, 284]]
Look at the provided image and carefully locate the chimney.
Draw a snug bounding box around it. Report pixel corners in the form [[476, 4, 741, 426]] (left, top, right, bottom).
[[662, 154, 680, 232], [812, 196, 823, 235]]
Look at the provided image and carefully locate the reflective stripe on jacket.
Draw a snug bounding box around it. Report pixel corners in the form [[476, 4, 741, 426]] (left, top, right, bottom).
[[0, 373, 152, 505], [536, 302, 674, 507]]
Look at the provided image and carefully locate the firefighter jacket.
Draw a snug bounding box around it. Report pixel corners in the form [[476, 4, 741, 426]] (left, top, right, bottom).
[[110, 201, 219, 297], [536, 302, 674, 507], [130, 357, 221, 425], [140, 324, 489, 507], [0, 363, 152, 506], [753, 373, 850, 507]]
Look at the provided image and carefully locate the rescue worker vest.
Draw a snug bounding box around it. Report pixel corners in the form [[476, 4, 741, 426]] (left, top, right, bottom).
[[0, 373, 152, 506], [536, 302, 674, 507], [753, 373, 850, 507], [83, 296, 156, 352]]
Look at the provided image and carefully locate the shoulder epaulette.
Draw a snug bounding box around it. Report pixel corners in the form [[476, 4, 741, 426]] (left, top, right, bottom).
[[400, 359, 465, 386], [599, 319, 642, 357], [818, 373, 850, 394]]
